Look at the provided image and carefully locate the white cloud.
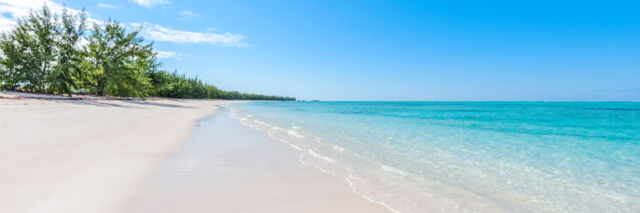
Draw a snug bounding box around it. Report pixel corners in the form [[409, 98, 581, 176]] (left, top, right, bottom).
[[179, 10, 200, 19], [156, 50, 180, 59], [97, 3, 117, 10], [129, 0, 169, 8], [140, 23, 246, 47], [0, 0, 98, 33], [0, 0, 246, 54]]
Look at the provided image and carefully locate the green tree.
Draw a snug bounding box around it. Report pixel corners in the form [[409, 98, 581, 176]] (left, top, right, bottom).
[[0, 30, 25, 90], [23, 6, 57, 92], [49, 8, 86, 96], [0, 8, 50, 91], [0, 6, 295, 101], [83, 20, 153, 97]]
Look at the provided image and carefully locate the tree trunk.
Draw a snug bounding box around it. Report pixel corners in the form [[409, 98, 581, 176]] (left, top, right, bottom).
[[98, 81, 105, 96]]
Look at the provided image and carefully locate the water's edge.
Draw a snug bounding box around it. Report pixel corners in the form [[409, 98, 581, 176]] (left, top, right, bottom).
[[228, 101, 640, 213], [228, 106, 479, 213]]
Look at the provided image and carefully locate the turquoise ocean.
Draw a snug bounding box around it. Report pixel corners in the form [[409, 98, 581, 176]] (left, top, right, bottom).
[[230, 102, 640, 212]]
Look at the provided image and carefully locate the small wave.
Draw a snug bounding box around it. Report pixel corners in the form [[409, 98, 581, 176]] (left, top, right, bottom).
[[228, 106, 410, 213], [287, 130, 305, 138], [332, 145, 346, 152], [254, 119, 285, 131], [345, 175, 404, 213], [266, 130, 303, 151], [307, 149, 336, 163]]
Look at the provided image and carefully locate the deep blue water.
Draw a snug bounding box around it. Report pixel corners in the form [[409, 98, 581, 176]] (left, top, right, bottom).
[[231, 101, 640, 212]]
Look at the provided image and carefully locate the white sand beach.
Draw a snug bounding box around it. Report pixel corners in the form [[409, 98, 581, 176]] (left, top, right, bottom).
[[0, 91, 388, 213], [126, 106, 390, 213]]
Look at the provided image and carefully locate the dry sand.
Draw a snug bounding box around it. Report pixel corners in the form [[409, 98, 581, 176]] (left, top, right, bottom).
[[0, 91, 389, 213], [0, 91, 220, 213]]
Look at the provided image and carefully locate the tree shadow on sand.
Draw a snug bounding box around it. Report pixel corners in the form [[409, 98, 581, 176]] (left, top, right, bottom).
[[1, 91, 191, 109]]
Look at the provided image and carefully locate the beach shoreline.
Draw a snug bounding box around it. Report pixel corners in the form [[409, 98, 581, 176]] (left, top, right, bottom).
[[127, 106, 390, 212], [0, 91, 388, 213]]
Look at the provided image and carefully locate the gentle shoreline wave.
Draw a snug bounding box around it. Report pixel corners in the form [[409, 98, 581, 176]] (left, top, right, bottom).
[[230, 106, 482, 213], [230, 107, 410, 212]]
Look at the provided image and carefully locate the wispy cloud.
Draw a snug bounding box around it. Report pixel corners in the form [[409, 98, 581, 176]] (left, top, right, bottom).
[[129, 0, 169, 8], [156, 50, 181, 59], [179, 10, 200, 19], [97, 3, 118, 10], [0, 0, 246, 62], [139, 23, 247, 47]]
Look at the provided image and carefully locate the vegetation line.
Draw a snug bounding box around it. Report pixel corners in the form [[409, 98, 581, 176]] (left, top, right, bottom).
[[0, 6, 295, 101]]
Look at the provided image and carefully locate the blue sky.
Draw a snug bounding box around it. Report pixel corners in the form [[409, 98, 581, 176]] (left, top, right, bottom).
[[2, 0, 639, 100]]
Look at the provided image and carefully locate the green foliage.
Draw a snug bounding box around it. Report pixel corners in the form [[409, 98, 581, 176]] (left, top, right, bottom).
[[0, 6, 295, 101], [83, 20, 153, 97], [146, 70, 294, 100], [49, 8, 86, 96], [0, 6, 56, 92], [0, 32, 23, 90], [24, 6, 57, 92]]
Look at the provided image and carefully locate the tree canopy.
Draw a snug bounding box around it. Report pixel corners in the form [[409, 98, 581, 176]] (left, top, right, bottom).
[[0, 6, 295, 101]]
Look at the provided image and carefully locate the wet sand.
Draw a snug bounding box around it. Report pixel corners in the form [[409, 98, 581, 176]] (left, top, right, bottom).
[[127, 107, 390, 212]]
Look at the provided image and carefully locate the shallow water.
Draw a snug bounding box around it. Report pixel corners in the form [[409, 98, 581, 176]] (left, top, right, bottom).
[[231, 101, 640, 213]]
